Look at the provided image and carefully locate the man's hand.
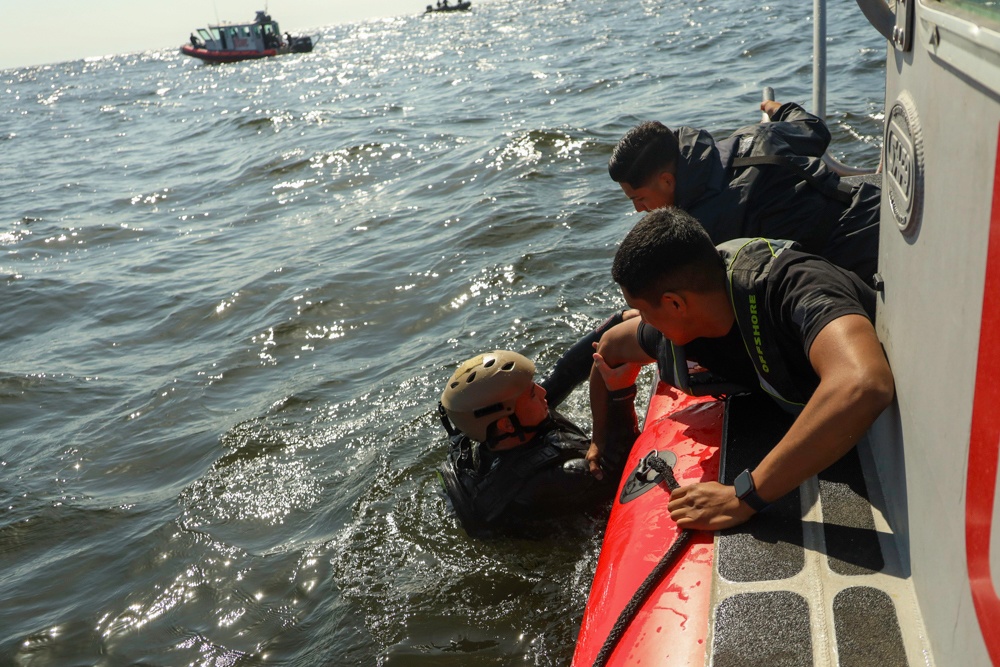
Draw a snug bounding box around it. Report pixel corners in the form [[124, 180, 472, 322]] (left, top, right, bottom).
[[760, 100, 782, 120], [592, 350, 642, 391], [667, 481, 757, 530], [585, 442, 605, 480], [588, 318, 653, 481]]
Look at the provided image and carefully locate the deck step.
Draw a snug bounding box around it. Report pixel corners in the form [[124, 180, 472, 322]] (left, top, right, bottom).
[[709, 393, 933, 667]]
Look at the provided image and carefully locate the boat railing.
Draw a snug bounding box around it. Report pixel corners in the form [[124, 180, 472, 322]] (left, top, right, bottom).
[[809, 0, 886, 176]]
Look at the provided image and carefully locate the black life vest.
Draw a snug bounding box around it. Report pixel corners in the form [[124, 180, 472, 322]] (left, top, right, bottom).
[[438, 412, 590, 532], [719, 237, 808, 414], [657, 340, 752, 398]]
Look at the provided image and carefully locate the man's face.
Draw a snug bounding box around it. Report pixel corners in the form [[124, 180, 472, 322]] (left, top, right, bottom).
[[620, 170, 676, 212], [623, 287, 696, 346], [511, 382, 549, 429]]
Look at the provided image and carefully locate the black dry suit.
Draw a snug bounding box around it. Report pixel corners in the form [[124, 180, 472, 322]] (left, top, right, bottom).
[[438, 412, 599, 534], [673, 102, 880, 286], [438, 313, 638, 535]]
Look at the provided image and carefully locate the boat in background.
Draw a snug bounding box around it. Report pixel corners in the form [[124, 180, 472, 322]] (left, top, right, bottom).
[[424, 1, 472, 14], [180, 10, 315, 64], [574, 0, 1000, 663]]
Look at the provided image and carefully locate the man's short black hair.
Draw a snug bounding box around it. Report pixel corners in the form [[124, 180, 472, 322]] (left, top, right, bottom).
[[608, 121, 680, 188], [612, 208, 726, 303]]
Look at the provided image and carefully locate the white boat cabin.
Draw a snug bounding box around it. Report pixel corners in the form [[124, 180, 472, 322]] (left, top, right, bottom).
[[189, 11, 285, 53]]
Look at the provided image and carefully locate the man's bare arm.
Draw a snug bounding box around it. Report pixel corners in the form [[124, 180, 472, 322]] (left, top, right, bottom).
[[667, 314, 894, 529], [586, 318, 654, 479]]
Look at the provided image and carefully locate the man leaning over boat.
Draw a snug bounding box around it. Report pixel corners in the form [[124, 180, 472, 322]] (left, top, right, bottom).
[[586, 208, 893, 530], [528, 99, 883, 409], [610, 100, 880, 287]]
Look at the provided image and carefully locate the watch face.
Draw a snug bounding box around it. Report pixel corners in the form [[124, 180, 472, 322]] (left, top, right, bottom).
[[734, 470, 752, 497]]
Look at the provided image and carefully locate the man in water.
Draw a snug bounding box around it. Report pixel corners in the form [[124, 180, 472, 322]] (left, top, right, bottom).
[[438, 347, 638, 535], [609, 100, 880, 286], [586, 207, 894, 530]]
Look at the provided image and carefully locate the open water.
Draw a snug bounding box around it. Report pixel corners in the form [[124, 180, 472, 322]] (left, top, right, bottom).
[[1, 0, 885, 664]]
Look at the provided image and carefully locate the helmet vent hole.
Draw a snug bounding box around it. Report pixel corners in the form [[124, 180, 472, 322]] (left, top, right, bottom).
[[483, 358, 496, 368], [449, 381, 459, 389], [466, 372, 477, 383], [501, 361, 515, 371]]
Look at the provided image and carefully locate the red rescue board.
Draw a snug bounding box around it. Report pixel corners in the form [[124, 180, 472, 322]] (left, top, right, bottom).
[[573, 382, 722, 666]]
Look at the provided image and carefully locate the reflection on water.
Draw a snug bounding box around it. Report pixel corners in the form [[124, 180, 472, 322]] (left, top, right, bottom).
[[0, 0, 884, 662]]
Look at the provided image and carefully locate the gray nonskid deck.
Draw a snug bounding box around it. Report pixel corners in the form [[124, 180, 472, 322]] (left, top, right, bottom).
[[707, 393, 934, 667]]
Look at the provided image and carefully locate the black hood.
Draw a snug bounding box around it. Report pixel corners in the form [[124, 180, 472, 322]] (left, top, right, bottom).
[[673, 127, 732, 210]]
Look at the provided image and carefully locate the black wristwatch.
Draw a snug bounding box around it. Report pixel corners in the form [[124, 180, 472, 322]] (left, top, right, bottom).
[[734, 469, 769, 512]]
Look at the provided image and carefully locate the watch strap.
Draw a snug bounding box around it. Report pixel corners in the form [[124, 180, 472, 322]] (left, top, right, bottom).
[[735, 468, 769, 512]]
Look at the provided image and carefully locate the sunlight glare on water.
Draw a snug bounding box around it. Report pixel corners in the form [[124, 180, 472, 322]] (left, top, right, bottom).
[[0, 0, 884, 663]]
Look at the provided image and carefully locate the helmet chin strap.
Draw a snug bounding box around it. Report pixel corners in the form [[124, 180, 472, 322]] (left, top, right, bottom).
[[438, 402, 460, 437], [483, 415, 538, 451], [508, 415, 533, 442], [488, 414, 543, 450]]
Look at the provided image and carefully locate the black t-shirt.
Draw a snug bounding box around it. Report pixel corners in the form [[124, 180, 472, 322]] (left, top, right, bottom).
[[638, 320, 760, 391], [637, 250, 875, 401]]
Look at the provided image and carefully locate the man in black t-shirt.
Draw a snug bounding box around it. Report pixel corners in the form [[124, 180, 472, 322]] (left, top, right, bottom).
[[586, 207, 893, 530]]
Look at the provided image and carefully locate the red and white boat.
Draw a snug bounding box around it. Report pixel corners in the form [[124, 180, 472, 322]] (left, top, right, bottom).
[[574, 0, 1000, 663], [180, 10, 315, 64]]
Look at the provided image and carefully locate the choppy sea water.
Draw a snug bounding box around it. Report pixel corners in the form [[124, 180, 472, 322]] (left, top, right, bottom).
[[0, 0, 884, 664]]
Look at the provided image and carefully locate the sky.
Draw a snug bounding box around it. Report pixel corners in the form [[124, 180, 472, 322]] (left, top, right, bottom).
[[2, 0, 420, 71]]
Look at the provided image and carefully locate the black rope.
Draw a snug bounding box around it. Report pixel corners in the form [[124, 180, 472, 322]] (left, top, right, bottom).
[[646, 455, 679, 489], [591, 454, 692, 667]]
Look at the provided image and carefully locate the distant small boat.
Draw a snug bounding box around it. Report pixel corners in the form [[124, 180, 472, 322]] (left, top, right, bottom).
[[181, 10, 316, 63], [424, 1, 472, 13]]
